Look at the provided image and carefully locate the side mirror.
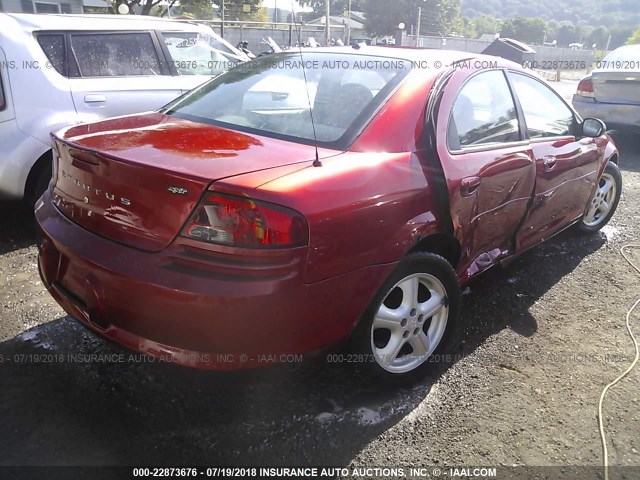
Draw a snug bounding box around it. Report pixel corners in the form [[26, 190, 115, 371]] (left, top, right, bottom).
[[582, 118, 607, 137]]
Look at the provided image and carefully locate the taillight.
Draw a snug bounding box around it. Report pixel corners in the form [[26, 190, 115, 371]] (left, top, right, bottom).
[[577, 77, 594, 98], [182, 193, 308, 248]]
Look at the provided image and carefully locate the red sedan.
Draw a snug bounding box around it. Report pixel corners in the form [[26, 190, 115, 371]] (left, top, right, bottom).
[[36, 47, 621, 382]]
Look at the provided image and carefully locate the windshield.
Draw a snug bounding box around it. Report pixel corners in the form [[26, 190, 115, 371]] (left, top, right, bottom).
[[164, 53, 410, 148], [161, 32, 247, 76]]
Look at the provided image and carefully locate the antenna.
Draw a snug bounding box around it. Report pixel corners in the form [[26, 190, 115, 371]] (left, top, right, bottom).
[[292, 0, 322, 167]]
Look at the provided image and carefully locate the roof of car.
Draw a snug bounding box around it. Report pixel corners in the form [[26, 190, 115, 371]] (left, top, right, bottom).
[[2, 13, 211, 32]]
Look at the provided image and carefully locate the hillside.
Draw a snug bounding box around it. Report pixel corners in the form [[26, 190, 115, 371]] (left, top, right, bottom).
[[462, 0, 640, 27]]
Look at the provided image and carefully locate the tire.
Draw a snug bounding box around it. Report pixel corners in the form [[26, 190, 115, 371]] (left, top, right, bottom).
[[350, 252, 461, 384], [25, 162, 52, 209], [577, 161, 622, 234]]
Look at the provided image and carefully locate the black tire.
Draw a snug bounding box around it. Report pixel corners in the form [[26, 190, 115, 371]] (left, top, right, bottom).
[[350, 252, 461, 385], [25, 162, 52, 209], [577, 161, 622, 234]]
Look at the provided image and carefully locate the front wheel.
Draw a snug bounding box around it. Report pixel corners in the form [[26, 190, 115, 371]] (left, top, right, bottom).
[[350, 252, 461, 384], [578, 161, 622, 233]]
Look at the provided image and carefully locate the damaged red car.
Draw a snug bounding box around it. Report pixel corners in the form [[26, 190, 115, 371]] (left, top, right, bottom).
[[36, 47, 621, 382]]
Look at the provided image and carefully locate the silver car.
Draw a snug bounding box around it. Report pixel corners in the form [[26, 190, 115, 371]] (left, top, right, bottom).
[[0, 13, 249, 205], [573, 45, 640, 132]]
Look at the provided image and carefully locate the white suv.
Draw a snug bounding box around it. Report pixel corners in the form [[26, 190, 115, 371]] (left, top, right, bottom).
[[0, 13, 249, 205]]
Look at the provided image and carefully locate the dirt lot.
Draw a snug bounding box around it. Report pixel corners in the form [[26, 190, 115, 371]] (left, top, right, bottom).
[[1, 133, 639, 478]]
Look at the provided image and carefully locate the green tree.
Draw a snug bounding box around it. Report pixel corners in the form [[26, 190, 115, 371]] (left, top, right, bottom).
[[471, 15, 500, 38], [586, 26, 609, 49], [608, 26, 635, 49], [213, 0, 264, 20], [364, 0, 462, 37], [113, 0, 262, 17], [179, 0, 215, 19], [555, 22, 579, 46], [500, 15, 546, 45], [302, 0, 367, 17], [626, 27, 640, 45]]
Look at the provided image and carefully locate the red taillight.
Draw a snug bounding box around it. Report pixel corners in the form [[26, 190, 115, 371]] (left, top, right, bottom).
[[577, 77, 594, 98], [182, 193, 308, 248]]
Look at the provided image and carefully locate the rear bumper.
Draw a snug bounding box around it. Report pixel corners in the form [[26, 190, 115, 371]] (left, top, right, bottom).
[[572, 96, 640, 130], [35, 191, 395, 370]]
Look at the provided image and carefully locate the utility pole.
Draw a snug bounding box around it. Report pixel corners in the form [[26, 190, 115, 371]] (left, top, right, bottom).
[[221, 0, 225, 38], [325, 0, 331, 46], [346, 0, 352, 45], [415, 7, 422, 47]]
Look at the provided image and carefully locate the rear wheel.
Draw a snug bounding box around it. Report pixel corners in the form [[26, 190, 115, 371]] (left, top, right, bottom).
[[350, 252, 461, 384], [578, 161, 622, 233]]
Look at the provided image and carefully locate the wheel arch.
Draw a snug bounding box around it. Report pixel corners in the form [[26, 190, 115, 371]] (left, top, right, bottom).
[[24, 148, 53, 203], [408, 232, 461, 269]]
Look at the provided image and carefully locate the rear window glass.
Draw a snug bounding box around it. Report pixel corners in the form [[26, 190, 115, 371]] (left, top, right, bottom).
[[70, 33, 161, 77], [164, 53, 410, 148], [602, 46, 640, 63], [37, 34, 66, 75], [20, 0, 34, 12], [161, 32, 244, 76]]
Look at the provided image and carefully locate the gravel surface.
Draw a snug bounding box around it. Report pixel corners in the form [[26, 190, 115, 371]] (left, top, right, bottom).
[[0, 133, 639, 477]]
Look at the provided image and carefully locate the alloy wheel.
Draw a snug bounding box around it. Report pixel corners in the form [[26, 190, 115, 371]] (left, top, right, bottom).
[[370, 273, 448, 374], [583, 172, 617, 227]]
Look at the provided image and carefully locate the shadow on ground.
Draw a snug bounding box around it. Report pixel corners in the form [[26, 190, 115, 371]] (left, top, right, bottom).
[[609, 130, 640, 173], [0, 201, 36, 255], [0, 226, 606, 467]]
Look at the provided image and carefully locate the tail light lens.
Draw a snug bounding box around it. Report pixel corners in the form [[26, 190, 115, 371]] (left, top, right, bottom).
[[182, 193, 308, 248], [577, 77, 594, 98]]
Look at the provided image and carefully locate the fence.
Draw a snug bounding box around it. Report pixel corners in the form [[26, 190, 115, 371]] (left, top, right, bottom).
[[404, 34, 597, 68], [198, 20, 346, 51], [197, 20, 598, 70]]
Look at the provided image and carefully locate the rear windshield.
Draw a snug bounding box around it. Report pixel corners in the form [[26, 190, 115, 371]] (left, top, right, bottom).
[[603, 46, 640, 63], [164, 52, 410, 149], [161, 32, 245, 76]]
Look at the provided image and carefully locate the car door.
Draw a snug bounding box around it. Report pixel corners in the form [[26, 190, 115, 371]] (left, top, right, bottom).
[[67, 31, 183, 121], [436, 69, 536, 282], [508, 71, 601, 252]]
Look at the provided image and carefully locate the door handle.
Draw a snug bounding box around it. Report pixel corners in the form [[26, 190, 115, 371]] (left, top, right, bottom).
[[460, 176, 481, 197], [84, 94, 106, 104], [542, 155, 557, 172]]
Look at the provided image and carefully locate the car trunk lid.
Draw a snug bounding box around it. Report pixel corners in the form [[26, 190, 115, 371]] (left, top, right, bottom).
[[51, 112, 330, 251], [592, 70, 640, 105]]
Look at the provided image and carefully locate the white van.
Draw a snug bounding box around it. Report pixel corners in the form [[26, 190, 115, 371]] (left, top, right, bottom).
[[0, 13, 249, 204]]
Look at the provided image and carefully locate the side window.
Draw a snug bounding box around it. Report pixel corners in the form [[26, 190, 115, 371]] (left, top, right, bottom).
[[37, 34, 66, 76], [509, 73, 575, 138], [448, 70, 520, 149], [0, 71, 6, 111], [60, 3, 72, 13], [70, 33, 161, 77]]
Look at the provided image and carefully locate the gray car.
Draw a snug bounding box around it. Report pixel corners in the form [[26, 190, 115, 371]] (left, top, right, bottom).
[[573, 45, 640, 132]]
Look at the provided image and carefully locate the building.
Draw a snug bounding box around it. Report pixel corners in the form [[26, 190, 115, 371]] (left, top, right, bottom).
[[307, 11, 368, 42]]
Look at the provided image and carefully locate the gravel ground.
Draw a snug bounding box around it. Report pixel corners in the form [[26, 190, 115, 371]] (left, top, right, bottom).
[[1, 132, 639, 478]]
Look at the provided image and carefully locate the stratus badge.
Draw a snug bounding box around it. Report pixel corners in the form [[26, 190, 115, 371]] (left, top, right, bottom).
[[168, 186, 189, 195]]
